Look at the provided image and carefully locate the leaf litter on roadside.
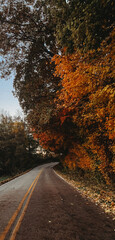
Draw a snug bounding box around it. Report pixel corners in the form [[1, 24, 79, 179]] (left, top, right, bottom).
[[55, 170, 115, 220]]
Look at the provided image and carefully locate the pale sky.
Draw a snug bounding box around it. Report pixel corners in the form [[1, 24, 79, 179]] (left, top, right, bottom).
[[0, 75, 23, 117]]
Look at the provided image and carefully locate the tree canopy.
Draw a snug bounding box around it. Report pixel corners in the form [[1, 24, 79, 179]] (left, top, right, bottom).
[[0, 113, 39, 175], [0, 0, 59, 130], [0, 0, 114, 184], [50, 0, 114, 53]]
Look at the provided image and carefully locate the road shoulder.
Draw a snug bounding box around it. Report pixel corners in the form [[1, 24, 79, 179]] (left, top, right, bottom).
[[54, 165, 115, 220]]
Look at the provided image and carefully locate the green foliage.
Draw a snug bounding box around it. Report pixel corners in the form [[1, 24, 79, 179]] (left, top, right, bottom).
[[0, 114, 39, 176], [0, 0, 114, 185], [51, 0, 115, 53], [0, 0, 60, 130]]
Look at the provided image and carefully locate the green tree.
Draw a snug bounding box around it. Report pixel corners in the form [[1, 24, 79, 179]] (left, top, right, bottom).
[[0, 114, 39, 176], [50, 0, 114, 53], [0, 0, 60, 131]]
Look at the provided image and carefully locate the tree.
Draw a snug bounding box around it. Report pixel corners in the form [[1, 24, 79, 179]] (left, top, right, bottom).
[[0, 114, 39, 176], [0, 0, 60, 131], [52, 28, 115, 184], [0, 0, 114, 184], [50, 0, 114, 53]]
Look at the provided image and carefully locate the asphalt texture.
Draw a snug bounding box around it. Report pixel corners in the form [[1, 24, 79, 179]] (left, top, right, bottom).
[[0, 164, 43, 234], [15, 165, 115, 240]]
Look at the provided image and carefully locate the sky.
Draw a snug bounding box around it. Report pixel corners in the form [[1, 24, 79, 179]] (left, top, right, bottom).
[[0, 75, 23, 117], [0, 0, 38, 118]]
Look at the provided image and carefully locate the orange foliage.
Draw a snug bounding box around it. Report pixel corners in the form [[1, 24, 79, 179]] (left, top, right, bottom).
[[32, 28, 114, 184], [52, 52, 90, 110], [64, 144, 93, 171], [87, 135, 111, 184], [105, 117, 115, 140], [38, 130, 64, 152], [52, 27, 115, 184], [59, 108, 71, 125]]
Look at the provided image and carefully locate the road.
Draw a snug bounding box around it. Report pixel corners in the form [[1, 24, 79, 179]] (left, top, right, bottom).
[[0, 162, 115, 240]]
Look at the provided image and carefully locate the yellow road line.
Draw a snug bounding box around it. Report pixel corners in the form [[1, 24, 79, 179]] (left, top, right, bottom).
[[0, 169, 43, 240], [10, 169, 42, 240]]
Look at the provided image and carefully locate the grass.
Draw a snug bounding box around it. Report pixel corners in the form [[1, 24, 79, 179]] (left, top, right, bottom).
[[0, 176, 10, 182]]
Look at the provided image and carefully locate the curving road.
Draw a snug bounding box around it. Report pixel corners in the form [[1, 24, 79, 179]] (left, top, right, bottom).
[[0, 162, 115, 240]]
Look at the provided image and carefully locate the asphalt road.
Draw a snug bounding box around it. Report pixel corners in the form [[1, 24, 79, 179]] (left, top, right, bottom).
[[0, 162, 115, 240]]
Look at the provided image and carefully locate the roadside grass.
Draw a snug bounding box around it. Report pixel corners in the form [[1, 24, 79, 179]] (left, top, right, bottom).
[[0, 176, 10, 182], [54, 164, 115, 220]]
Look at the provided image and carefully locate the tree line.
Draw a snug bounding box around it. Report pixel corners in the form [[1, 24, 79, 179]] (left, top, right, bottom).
[[0, 0, 114, 184], [0, 114, 39, 176]]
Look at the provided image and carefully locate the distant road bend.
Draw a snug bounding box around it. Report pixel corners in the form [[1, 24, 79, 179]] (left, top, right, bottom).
[[0, 162, 115, 240]]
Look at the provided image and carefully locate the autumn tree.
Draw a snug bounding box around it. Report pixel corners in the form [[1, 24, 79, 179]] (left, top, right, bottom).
[[52, 28, 115, 184], [0, 0, 114, 184]]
